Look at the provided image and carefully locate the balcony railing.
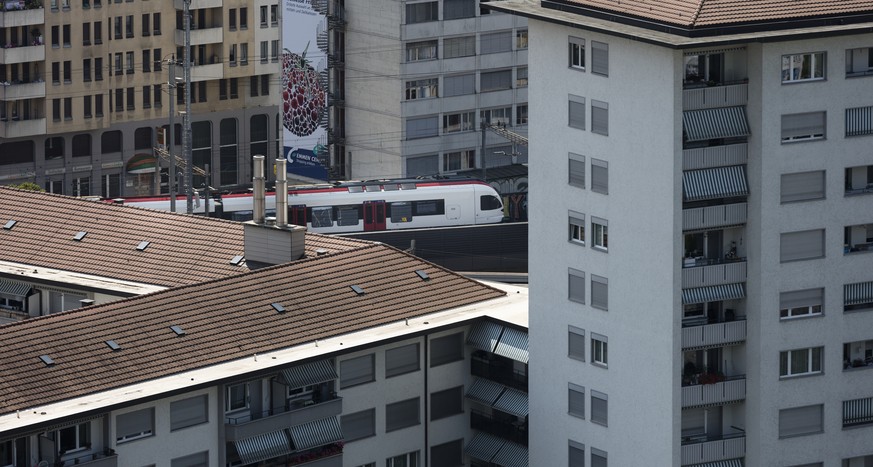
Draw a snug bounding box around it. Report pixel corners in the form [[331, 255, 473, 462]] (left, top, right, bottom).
[[0, 116, 45, 138], [682, 320, 746, 350], [225, 396, 341, 441], [681, 433, 745, 465], [682, 260, 746, 288], [682, 143, 748, 171], [683, 82, 748, 110], [471, 359, 528, 392], [288, 444, 343, 467], [175, 27, 222, 46], [471, 410, 528, 446], [55, 449, 118, 467], [683, 203, 747, 231], [0, 44, 44, 64], [681, 376, 746, 408]]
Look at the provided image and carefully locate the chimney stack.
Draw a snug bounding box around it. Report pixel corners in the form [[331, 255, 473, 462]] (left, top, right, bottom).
[[275, 158, 288, 226], [252, 155, 266, 225]]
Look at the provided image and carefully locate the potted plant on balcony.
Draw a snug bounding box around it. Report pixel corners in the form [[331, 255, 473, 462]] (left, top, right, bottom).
[[698, 370, 725, 385]]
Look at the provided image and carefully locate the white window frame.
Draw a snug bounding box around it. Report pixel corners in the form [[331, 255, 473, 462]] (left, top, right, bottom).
[[591, 334, 608, 367], [780, 288, 824, 320], [225, 382, 250, 413], [592, 217, 608, 251], [442, 111, 475, 134], [782, 52, 826, 83], [516, 29, 528, 49], [779, 347, 823, 378], [405, 78, 438, 100], [569, 211, 585, 245], [406, 40, 438, 62], [569, 37, 585, 70], [387, 451, 420, 467], [58, 421, 91, 453]]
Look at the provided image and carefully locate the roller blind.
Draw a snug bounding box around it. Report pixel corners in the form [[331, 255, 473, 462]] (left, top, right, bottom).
[[170, 395, 208, 431], [386, 397, 420, 432], [431, 386, 463, 421], [386, 343, 420, 378], [569, 268, 585, 304], [591, 41, 608, 76], [569, 95, 585, 129], [591, 159, 608, 194], [568, 383, 585, 418], [779, 404, 823, 438], [431, 439, 463, 467], [591, 275, 608, 310], [431, 333, 464, 367], [781, 171, 825, 203], [590, 391, 608, 425], [116, 408, 153, 440], [568, 326, 585, 361], [443, 74, 475, 96], [340, 354, 375, 388], [780, 288, 823, 309], [569, 440, 585, 467], [341, 408, 375, 441], [444, 36, 475, 59], [591, 100, 608, 136], [780, 229, 825, 262], [591, 448, 608, 467], [480, 31, 512, 54], [569, 153, 585, 187], [781, 112, 825, 140]]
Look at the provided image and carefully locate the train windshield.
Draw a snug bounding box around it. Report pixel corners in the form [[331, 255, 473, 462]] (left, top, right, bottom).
[[480, 195, 502, 211]]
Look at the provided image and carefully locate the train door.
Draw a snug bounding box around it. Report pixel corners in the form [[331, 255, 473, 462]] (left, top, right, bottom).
[[363, 200, 386, 231], [290, 205, 307, 227]]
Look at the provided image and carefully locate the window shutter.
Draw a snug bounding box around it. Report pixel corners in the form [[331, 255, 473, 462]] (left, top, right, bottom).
[[444, 74, 475, 96], [568, 326, 585, 361], [781, 112, 825, 139], [568, 383, 585, 417], [569, 441, 585, 467], [170, 395, 208, 431], [779, 404, 823, 437], [481, 70, 512, 91], [682, 408, 705, 432], [591, 41, 608, 76], [406, 116, 439, 139], [406, 155, 439, 177], [431, 332, 463, 367], [591, 159, 608, 194], [569, 96, 585, 129], [781, 171, 825, 203], [431, 439, 463, 466], [430, 386, 463, 420], [780, 229, 824, 262], [591, 275, 608, 310], [480, 31, 512, 54], [340, 354, 374, 388], [116, 408, 153, 438], [591, 391, 608, 425], [386, 397, 420, 432], [591, 100, 608, 136], [569, 153, 585, 187], [569, 268, 585, 304], [341, 408, 375, 441], [591, 448, 608, 467], [386, 343, 420, 377], [780, 288, 823, 309]]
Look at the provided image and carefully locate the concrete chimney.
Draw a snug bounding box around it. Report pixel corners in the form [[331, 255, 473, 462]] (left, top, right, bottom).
[[275, 158, 288, 226], [252, 155, 266, 225]]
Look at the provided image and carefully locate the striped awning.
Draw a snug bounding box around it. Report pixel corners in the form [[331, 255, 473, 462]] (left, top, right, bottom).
[[687, 459, 743, 467], [844, 281, 873, 306], [234, 430, 293, 465], [683, 165, 748, 201], [467, 320, 503, 352], [281, 359, 337, 389], [682, 283, 746, 305], [466, 378, 506, 405], [288, 417, 343, 451], [492, 440, 529, 467], [0, 279, 31, 297], [493, 387, 529, 418], [846, 106, 873, 137], [683, 106, 750, 142], [465, 432, 506, 462], [493, 327, 529, 364]]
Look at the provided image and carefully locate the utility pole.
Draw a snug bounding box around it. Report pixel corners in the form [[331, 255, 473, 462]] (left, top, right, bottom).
[[480, 118, 489, 182], [168, 54, 176, 213], [183, 0, 193, 214]]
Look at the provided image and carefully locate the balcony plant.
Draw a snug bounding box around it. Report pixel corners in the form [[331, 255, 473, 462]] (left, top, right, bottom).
[[698, 371, 725, 385]]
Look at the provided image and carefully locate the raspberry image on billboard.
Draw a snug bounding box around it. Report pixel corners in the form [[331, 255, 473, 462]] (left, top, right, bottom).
[[282, 43, 326, 137]]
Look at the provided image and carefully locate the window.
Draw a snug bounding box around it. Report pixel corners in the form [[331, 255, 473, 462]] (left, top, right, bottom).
[[569, 212, 585, 245], [443, 150, 475, 172], [260, 41, 268, 63], [407, 154, 438, 176], [270, 4, 278, 25], [568, 383, 585, 419], [170, 395, 208, 431], [84, 95, 92, 118], [64, 97, 72, 120], [431, 439, 463, 467], [431, 332, 463, 367], [141, 14, 150, 37], [114, 16, 122, 39], [780, 288, 823, 319], [116, 408, 154, 442], [781, 111, 826, 142], [152, 13, 161, 35], [443, 111, 475, 134], [95, 94, 103, 117], [95, 57, 103, 81], [516, 67, 528, 88], [114, 53, 123, 75], [569, 95, 585, 129], [590, 391, 608, 426], [591, 448, 608, 467], [153, 85, 162, 108], [443, 0, 475, 19], [141, 51, 151, 73], [780, 229, 825, 262], [406, 2, 437, 24], [259, 5, 268, 26], [846, 47, 873, 77], [443, 73, 475, 96], [126, 52, 134, 74], [94, 22, 102, 44], [569, 153, 585, 188], [569, 440, 585, 467], [387, 451, 420, 467], [844, 280, 873, 311], [845, 223, 873, 254], [516, 29, 528, 49], [592, 218, 608, 251], [219, 79, 227, 100], [170, 452, 208, 467], [142, 85, 151, 109], [229, 44, 237, 65], [780, 347, 823, 377], [430, 386, 463, 420], [516, 104, 528, 125], [271, 40, 279, 61], [386, 343, 420, 377], [569, 37, 585, 70], [126, 87, 135, 110], [591, 159, 608, 194], [59, 422, 91, 452], [51, 25, 59, 47], [480, 69, 512, 91], [390, 202, 412, 222], [779, 404, 823, 438], [846, 105, 873, 137], [444, 36, 475, 58], [591, 334, 607, 366], [386, 397, 420, 432], [569, 268, 585, 304], [569, 326, 585, 361], [407, 40, 437, 62], [591, 41, 608, 76], [591, 100, 608, 135], [153, 49, 162, 71], [52, 62, 60, 85], [481, 107, 511, 126], [52, 99, 61, 121], [342, 409, 376, 442], [340, 354, 375, 388], [590, 275, 608, 310], [83, 23, 91, 45], [240, 43, 248, 65], [405, 78, 438, 100], [240, 7, 247, 29], [230, 78, 238, 99], [225, 383, 249, 413], [781, 171, 825, 203], [782, 52, 825, 82], [406, 116, 439, 139], [481, 31, 512, 54], [63, 61, 72, 83]]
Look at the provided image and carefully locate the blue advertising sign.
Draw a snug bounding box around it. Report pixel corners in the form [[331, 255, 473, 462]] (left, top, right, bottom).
[[285, 146, 329, 180]]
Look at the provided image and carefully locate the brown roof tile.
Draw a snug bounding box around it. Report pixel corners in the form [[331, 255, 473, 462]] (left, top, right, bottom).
[[0, 243, 505, 415], [0, 187, 370, 287]]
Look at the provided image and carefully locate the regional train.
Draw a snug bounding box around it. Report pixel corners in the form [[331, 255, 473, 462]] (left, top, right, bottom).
[[112, 177, 505, 234]]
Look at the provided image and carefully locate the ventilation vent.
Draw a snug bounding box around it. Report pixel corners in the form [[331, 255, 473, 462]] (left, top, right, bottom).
[[350, 285, 365, 295], [315, 248, 328, 256], [415, 270, 430, 281], [74, 231, 88, 241], [170, 325, 186, 336], [39, 355, 55, 366], [105, 340, 121, 351], [347, 186, 363, 193], [3, 220, 17, 230], [136, 241, 151, 251], [230, 255, 244, 265], [271, 302, 286, 314]]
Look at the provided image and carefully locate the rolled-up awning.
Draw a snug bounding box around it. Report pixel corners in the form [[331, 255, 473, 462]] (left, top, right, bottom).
[[234, 430, 292, 465], [0, 279, 31, 297], [683, 106, 750, 142], [491, 440, 529, 467], [464, 432, 506, 462], [687, 459, 743, 467], [465, 378, 505, 406], [683, 165, 748, 201], [845, 281, 873, 306], [682, 283, 745, 305], [467, 321, 503, 352], [280, 358, 337, 389], [493, 327, 529, 364], [288, 417, 343, 451], [493, 387, 529, 418]]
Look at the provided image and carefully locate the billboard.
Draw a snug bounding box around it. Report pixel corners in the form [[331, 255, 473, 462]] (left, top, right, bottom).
[[282, 0, 329, 180]]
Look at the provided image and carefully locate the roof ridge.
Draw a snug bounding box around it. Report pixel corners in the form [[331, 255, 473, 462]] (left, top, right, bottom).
[[690, 0, 706, 26]]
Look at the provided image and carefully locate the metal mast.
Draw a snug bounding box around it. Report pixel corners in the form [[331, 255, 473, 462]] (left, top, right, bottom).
[[183, 0, 193, 214], [168, 54, 176, 213]]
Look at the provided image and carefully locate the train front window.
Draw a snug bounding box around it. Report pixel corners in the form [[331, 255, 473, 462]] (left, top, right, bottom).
[[311, 207, 333, 228], [480, 195, 502, 211]]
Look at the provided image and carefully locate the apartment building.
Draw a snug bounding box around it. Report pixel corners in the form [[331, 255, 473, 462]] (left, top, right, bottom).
[[488, 0, 873, 465], [326, 0, 529, 180], [0, 0, 281, 197]]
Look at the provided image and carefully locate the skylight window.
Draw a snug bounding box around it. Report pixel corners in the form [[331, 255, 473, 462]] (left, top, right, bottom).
[[39, 355, 55, 366], [271, 302, 286, 313], [74, 231, 88, 241], [415, 270, 430, 281], [230, 255, 244, 265], [106, 340, 121, 351], [351, 285, 366, 295], [136, 241, 150, 251], [3, 220, 17, 230], [170, 325, 186, 336]]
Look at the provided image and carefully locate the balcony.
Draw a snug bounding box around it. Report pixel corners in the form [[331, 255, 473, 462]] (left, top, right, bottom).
[[681, 433, 745, 465], [682, 320, 746, 350], [683, 203, 747, 231], [0, 81, 45, 100], [225, 396, 342, 441], [471, 357, 528, 392], [682, 260, 746, 288], [287, 445, 342, 467], [471, 410, 528, 446], [0, 44, 44, 64], [0, 116, 44, 138], [55, 449, 118, 467], [0, 6, 44, 27], [175, 27, 223, 46], [844, 223, 873, 255], [683, 143, 748, 171], [681, 376, 746, 408], [683, 82, 748, 110], [173, 62, 223, 83]]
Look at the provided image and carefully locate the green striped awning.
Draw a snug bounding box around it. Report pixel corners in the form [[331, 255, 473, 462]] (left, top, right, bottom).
[[493, 387, 529, 418], [683, 166, 748, 201], [682, 283, 746, 305], [234, 431, 293, 465], [683, 106, 750, 142], [465, 378, 505, 406], [688, 459, 743, 467], [467, 320, 503, 353], [0, 279, 31, 297], [288, 417, 343, 451], [280, 359, 337, 389], [492, 440, 529, 467], [493, 327, 529, 364], [465, 432, 506, 462]]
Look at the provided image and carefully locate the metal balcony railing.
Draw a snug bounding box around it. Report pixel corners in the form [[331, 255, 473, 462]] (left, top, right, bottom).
[[681, 376, 746, 408], [682, 260, 746, 288], [681, 433, 745, 465], [683, 203, 747, 231], [682, 320, 746, 350], [683, 82, 748, 110]]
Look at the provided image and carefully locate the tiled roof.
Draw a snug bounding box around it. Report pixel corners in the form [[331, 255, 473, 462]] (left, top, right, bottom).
[[0, 243, 506, 415], [0, 187, 369, 287], [562, 0, 873, 27]]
